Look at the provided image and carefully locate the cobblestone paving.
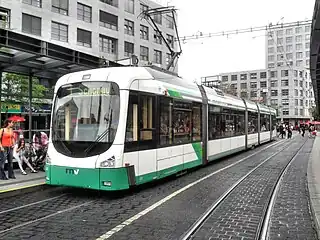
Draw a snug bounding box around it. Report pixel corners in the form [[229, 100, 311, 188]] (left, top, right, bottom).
[[191, 138, 307, 240], [0, 139, 288, 240], [268, 139, 318, 240], [100, 140, 295, 240]]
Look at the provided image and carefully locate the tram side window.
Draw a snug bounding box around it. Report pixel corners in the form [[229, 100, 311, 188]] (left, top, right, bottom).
[[248, 111, 258, 134], [192, 104, 202, 141], [125, 94, 138, 143], [159, 97, 172, 146], [173, 101, 192, 144], [208, 105, 222, 140], [222, 108, 232, 137], [272, 114, 277, 131], [139, 95, 156, 149], [233, 110, 245, 136], [260, 114, 270, 132]]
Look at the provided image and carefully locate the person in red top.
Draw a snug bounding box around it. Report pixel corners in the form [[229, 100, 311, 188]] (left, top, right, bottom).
[[0, 120, 16, 180]]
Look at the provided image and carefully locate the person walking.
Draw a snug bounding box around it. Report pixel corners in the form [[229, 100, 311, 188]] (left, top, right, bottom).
[[0, 120, 16, 180]]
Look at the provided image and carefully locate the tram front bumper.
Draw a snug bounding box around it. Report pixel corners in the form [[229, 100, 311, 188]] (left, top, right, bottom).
[[45, 165, 131, 191]]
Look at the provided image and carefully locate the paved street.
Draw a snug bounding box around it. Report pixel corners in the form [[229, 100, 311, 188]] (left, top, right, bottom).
[[0, 137, 318, 240]]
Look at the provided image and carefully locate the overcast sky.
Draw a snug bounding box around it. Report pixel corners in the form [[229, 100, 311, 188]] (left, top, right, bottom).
[[154, 0, 315, 82]]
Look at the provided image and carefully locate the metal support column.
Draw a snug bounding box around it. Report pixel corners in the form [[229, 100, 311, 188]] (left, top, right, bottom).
[[28, 73, 33, 142]]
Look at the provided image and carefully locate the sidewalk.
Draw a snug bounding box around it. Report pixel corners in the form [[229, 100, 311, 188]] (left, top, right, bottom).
[[0, 169, 46, 194], [307, 134, 320, 237]]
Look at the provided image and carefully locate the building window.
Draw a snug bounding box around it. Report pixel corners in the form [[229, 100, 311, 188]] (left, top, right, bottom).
[[294, 80, 298, 87], [276, 30, 283, 36], [23, 0, 41, 8], [282, 99, 289, 106], [154, 30, 162, 44], [99, 34, 117, 54], [100, 0, 118, 8], [271, 99, 278, 106], [153, 13, 162, 24], [306, 42, 310, 49], [282, 109, 289, 116], [300, 109, 304, 116], [124, 19, 134, 35], [140, 46, 149, 61], [222, 75, 228, 81], [281, 79, 289, 87], [51, 21, 68, 42], [250, 91, 257, 98], [296, 43, 302, 51], [260, 72, 267, 78], [125, 0, 134, 14], [277, 54, 284, 61], [296, 52, 303, 59], [124, 41, 134, 57], [285, 46, 292, 53], [140, 25, 148, 40], [286, 53, 293, 60], [268, 55, 275, 62], [286, 28, 293, 35], [295, 108, 298, 116], [250, 82, 257, 88], [296, 27, 302, 34], [281, 89, 289, 96], [250, 73, 257, 79], [166, 15, 174, 29], [77, 3, 91, 23], [305, 25, 311, 32], [270, 71, 277, 78], [281, 70, 288, 77], [306, 34, 310, 41], [77, 28, 91, 48], [52, 0, 68, 15], [167, 34, 174, 48], [296, 35, 302, 42], [0, 8, 10, 29], [240, 74, 247, 80], [270, 80, 277, 87], [154, 50, 162, 64], [140, 3, 148, 13], [286, 36, 292, 44], [277, 38, 283, 45], [296, 60, 303, 67], [166, 53, 172, 66], [99, 10, 118, 30], [271, 90, 278, 96], [231, 75, 237, 81], [260, 81, 267, 88], [240, 83, 247, 89], [268, 39, 273, 45], [22, 13, 41, 36], [306, 59, 310, 66], [268, 47, 274, 54]]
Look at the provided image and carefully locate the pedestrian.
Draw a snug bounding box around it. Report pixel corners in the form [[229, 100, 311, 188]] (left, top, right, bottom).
[[0, 120, 16, 180], [301, 125, 305, 137], [13, 139, 37, 175]]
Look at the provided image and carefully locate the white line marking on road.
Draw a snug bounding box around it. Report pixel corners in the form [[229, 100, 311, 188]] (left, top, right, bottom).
[[0, 194, 68, 215], [96, 140, 285, 240], [0, 200, 94, 234]]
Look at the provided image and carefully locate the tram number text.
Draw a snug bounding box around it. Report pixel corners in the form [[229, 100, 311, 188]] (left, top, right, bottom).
[[65, 168, 80, 175]]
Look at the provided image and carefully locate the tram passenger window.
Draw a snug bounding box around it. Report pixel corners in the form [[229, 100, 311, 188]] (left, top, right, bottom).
[[173, 102, 191, 144], [233, 110, 245, 136], [159, 97, 172, 145], [208, 105, 222, 140], [192, 104, 202, 141], [260, 114, 270, 132], [248, 111, 258, 134], [125, 94, 138, 143], [140, 95, 155, 142]]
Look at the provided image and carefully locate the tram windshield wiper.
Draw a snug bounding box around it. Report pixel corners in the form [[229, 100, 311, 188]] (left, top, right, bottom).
[[84, 128, 110, 155]]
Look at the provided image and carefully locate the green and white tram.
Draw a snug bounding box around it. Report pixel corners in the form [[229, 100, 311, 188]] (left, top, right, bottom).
[[45, 67, 277, 191]]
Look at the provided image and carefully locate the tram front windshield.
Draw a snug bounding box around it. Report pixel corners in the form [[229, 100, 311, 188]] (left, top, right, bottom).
[[52, 81, 120, 157]]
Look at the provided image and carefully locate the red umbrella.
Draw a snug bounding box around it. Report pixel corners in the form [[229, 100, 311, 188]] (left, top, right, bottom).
[[8, 115, 25, 122]]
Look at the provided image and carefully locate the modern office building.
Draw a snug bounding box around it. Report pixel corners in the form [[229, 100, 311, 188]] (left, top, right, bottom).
[[201, 22, 315, 125], [0, 0, 177, 71]]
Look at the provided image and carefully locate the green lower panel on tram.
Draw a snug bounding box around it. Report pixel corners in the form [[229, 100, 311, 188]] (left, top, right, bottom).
[[46, 165, 130, 191]]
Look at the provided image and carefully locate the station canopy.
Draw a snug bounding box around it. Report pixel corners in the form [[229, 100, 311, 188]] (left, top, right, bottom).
[[0, 29, 122, 80]]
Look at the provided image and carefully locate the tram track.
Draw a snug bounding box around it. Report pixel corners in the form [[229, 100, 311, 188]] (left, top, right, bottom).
[[0, 138, 292, 239], [179, 138, 308, 240]]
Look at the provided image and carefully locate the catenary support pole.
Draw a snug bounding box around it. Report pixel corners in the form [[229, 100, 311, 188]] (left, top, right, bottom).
[[28, 73, 33, 142]]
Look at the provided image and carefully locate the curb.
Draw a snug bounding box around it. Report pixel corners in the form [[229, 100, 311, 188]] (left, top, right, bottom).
[[0, 182, 49, 200], [307, 137, 320, 239]]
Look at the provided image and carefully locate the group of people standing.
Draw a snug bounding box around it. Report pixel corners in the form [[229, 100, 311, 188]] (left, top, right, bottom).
[[0, 119, 38, 181], [278, 123, 293, 139], [277, 122, 318, 139]]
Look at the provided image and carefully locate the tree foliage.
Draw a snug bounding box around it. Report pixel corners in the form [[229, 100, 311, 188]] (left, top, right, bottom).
[[310, 106, 320, 120], [1, 73, 48, 105]]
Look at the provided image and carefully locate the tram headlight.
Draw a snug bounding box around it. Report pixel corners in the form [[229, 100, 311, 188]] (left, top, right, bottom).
[[100, 156, 115, 168]]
